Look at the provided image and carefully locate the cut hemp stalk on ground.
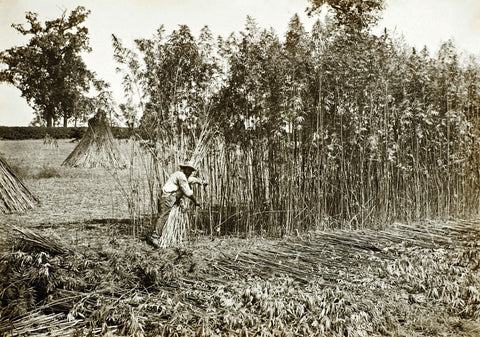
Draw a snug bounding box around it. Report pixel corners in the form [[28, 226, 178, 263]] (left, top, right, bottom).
[[0, 220, 479, 336]]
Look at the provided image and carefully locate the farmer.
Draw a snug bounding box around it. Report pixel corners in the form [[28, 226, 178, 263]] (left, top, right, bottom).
[[150, 162, 206, 247]]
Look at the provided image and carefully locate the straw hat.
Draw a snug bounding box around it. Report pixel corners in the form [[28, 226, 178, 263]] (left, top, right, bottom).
[[179, 162, 197, 171]]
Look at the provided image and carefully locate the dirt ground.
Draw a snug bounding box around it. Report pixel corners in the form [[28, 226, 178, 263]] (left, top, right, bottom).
[[0, 139, 480, 337]]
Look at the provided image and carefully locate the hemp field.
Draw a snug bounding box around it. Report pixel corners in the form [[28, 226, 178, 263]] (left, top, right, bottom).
[[0, 139, 480, 336]]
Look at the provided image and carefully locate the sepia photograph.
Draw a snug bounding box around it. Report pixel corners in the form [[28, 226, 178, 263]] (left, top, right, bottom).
[[1, 0, 480, 336]]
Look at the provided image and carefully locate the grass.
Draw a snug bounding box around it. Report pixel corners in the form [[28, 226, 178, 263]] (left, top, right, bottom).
[[0, 139, 132, 227], [0, 139, 479, 336]]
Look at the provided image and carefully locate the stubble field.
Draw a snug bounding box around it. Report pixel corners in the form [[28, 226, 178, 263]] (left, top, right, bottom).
[[0, 139, 480, 337]]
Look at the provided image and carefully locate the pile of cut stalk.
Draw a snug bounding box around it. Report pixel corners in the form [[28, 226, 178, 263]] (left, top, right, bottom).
[[1, 220, 479, 336]]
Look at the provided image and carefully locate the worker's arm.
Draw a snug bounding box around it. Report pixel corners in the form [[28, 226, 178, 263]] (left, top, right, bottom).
[[178, 174, 201, 206], [188, 176, 208, 186]]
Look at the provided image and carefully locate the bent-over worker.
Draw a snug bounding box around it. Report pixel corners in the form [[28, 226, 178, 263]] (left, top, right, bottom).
[[150, 162, 206, 247]]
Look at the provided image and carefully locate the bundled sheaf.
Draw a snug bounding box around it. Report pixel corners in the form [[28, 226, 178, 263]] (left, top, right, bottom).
[[0, 155, 39, 213], [9, 225, 73, 255], [158, 203, 190, 248], [62, 110, 126, 169]]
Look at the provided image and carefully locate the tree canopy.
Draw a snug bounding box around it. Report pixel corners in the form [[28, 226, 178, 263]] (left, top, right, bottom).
[[0, 6, 105, 127], [306, 0, 385, 31]]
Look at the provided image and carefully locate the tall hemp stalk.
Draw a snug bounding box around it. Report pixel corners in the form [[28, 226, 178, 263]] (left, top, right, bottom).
[[109, 15, 480, 239]]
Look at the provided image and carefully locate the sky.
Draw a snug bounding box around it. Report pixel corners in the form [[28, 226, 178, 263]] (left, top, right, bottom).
[[1, 0, 480, 127]]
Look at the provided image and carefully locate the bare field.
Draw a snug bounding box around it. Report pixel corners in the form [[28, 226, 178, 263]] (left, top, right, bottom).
[[1, 139, 480, 337], [0, 139, 130, 227]]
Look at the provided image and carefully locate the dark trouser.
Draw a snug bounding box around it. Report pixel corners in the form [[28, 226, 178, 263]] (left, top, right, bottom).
[[154, 193, 177, 236]]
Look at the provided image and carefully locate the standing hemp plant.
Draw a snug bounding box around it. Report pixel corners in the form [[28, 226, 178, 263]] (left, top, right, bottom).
[[112, 25, 218, 245]]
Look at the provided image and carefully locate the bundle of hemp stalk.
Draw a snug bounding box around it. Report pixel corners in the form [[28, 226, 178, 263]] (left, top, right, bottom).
[[0, 156, 39, 214], [157, 203, 190, 248], [62, 109, 126, 169]]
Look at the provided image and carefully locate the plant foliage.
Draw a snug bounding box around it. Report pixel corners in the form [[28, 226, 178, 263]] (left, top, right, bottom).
[[113, 12, 480, 233]]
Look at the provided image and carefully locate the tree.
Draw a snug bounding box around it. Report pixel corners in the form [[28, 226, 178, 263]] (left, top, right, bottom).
[[0, 6, 102, 127], [306, 0, 385, 31]]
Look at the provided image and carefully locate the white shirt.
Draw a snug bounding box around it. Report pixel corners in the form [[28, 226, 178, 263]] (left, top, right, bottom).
[[162, 171, 194, 197]]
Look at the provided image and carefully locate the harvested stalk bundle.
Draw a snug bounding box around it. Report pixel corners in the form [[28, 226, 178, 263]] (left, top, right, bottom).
[[9, 224, 73, 255], [0, 312, 82, 337], [0, 155, 39, 213], [62, 109, 126, 169], [158, 202, 190, 248], [43, 133, 58, 149]]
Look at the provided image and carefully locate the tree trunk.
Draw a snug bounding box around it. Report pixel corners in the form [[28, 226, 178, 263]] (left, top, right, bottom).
[[45, 106, 54, 127]]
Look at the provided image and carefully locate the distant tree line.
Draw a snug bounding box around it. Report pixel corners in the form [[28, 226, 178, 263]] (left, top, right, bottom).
[[0, 126, 131, 140]]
